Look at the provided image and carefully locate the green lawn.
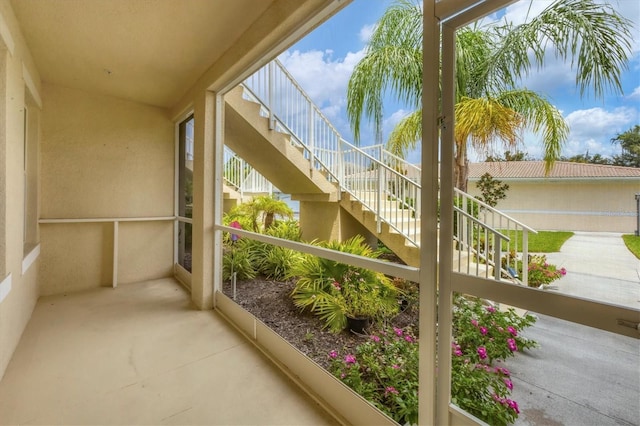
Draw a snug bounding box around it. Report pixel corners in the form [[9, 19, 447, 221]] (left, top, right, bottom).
[[500, 230, 574, 253], [622, 234, 640, 259]]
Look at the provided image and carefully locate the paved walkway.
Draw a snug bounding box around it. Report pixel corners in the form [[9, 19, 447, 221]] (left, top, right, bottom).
[[511, 232, 640, 425], [544, 232, 640, 309]]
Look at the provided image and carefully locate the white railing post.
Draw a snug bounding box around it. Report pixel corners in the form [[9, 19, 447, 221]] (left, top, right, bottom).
[[377, 164, 383, 234], [494, 236, 502, 281], [268, 61, 275, 130], [522, 230, 529, 286], [308, 105, 314, 173]]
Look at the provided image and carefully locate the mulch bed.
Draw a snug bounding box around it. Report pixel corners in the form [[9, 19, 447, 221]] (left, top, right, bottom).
[[222, 277, 419, 370]]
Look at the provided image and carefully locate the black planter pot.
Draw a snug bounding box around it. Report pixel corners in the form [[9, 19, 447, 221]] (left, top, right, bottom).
[[346, 316, 370, 334]]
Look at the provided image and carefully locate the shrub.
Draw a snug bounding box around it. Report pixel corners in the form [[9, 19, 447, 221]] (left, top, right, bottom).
[[290, 235, 398, 332], [329, 326, 419, 425], [526, 255, 566, 287], [329, 295, 538, 425], [503, 254, 567, 287], [451, 295, 537, 425]]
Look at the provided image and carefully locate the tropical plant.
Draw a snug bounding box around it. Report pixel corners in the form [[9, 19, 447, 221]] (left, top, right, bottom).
[[290, 235, 399, 332], [225, 195, 293, 232], [257, 221, 303, 281], [223, 238, 259, 281], [347, 0, 633, 191]]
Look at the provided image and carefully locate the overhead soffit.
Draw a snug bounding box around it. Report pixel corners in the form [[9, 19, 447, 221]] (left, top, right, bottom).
[[10, 0, 276, 108]]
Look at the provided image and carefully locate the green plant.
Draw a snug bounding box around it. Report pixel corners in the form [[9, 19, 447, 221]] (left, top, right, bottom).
[[451, 295, 537, 425], [476, 172, 509, 207], [225, 195, 293, 232], [526, 255, 566, 288], [622, 234, 640, 259], [222, 240, 258, 281], [502, 254, 566, 287], [500, 230, 573, 252], [329, 326, 419, 425], [290, 236, 398, 332], [256, 221, 304, 281], [329, 296, 538, 425]]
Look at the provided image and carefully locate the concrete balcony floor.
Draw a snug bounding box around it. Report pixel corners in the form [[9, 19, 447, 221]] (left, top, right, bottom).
[[0, 278, 338, 425]]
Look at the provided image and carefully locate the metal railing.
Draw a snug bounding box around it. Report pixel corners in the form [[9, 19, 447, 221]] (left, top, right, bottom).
[[239, 59, 535, 285], [454, 188, 537, 285], [223, 146, 275, 197]]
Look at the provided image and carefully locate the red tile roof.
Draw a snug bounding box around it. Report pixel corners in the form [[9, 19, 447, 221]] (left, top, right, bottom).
[[468, 161, 640, 179]]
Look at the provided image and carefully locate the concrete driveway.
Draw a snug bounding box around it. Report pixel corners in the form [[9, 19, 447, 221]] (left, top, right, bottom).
[[510, 232, 640, 425], [544, 232, 640, 309]]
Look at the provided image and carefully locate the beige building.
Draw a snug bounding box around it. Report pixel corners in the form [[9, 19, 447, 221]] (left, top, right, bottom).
[[468, 161, 640, 233]]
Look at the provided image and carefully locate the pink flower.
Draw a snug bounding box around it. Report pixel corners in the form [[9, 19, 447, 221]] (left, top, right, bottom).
[[480, 326, 488, 335], [507, 338, 518, 352], [393, 327, 403, 337], [471, 319, 479, 327], [560, 267, 567, 276], [344, 354, 356, 365], [504, 378, 513, 390], [404, 335, 414, 343], [370, 335, 381, 343], [507, 326, 518, 336], [385, 386, 399, 395], [392, 364, 401, 369], [485, 305, 496, 313], [331, 281, 341, 290], [329, 350, 338, 359], [477, 346, 487, 360], [452, 343, 463, 357], [507, 399, 520, 414]]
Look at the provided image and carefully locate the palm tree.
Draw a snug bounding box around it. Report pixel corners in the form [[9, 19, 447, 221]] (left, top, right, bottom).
[[347, 0, 633, 191]]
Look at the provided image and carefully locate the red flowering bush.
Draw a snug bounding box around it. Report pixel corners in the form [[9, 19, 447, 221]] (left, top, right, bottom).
[[329, 295, 538, 425], [527, 255, 567, 288]]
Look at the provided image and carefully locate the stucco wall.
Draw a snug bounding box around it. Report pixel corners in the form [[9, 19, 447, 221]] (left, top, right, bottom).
[[468, 179, 640, 233], [39, 84, 175, 295], [0, 1, 42, 380]]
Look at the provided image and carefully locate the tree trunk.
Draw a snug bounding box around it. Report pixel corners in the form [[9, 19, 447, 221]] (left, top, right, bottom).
[[454, 138, 469, 192], [264, 212, 274, 229]]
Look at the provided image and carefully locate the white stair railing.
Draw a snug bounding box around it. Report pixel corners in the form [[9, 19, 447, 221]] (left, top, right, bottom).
[[454, 188, 537, 284], [223, 146, 275, 198], [239, 59, 535, 285]]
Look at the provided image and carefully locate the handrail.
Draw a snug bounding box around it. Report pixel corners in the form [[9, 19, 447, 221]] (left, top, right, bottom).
[[454, 207, 511, 281], [454, 187, 537, 234]]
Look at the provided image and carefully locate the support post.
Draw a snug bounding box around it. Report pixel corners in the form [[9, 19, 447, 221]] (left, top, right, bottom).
[[191, 90, 216, 310], [112, 220, 119, 288]]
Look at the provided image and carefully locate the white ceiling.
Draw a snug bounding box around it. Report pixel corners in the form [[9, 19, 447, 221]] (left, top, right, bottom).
[[10, 0, 276, 108]]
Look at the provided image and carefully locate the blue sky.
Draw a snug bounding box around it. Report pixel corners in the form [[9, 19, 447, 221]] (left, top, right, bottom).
[[279, 0, 640, 164]]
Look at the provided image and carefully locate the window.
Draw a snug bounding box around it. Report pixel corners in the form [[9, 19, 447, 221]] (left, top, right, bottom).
[[177, 116, 194, 272], [23, 92, 39, 255]]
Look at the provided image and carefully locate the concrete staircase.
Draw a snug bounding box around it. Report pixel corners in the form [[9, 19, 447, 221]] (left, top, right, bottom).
[[224, 86, 338, 200]]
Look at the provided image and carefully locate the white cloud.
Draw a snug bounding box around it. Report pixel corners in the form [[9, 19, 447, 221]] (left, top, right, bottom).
[[531, 106, 638, 158], [278, 48, 366, 141], [627, 86, 640, 101], [359, 23, 376, 43]]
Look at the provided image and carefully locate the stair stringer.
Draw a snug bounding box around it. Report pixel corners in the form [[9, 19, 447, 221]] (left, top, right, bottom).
[[224, 86, 338, 200], [340, 192, 420, 267]]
